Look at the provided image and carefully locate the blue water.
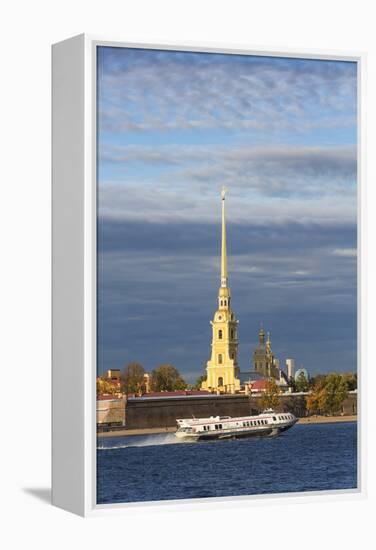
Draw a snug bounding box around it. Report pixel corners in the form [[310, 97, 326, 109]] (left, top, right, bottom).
[[97, 422, 357, 504]]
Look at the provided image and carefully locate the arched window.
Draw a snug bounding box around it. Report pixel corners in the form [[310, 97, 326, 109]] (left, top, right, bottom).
[[218, 354, 223, 364], [218, 329, 223, 339], [218, 377, 224, 386], [231, 329, 234, 339]]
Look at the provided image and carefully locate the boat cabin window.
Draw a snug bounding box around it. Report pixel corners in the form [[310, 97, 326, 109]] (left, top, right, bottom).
[[273, 416, 277, 421]]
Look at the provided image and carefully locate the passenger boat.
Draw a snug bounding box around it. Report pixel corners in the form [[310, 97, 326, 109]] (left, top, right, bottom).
[[175, 409, 297, 441]]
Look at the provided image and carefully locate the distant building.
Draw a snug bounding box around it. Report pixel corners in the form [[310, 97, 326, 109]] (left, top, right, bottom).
[[295, 367, 309, 382], [286, 359, 295, 380], [97, 397, 126, 429], [106, 369, 121, 381], [253, 327, 280, 380], [249, 379, 268, 394], [143, 373, 151, 393]]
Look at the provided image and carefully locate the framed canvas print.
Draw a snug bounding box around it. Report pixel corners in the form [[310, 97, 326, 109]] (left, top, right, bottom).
[[52, 35, 365, 516]]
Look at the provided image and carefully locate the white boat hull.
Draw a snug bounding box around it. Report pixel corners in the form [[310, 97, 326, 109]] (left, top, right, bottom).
[[175, 410, 297, 442]]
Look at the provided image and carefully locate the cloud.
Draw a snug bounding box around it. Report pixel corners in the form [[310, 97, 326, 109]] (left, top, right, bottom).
[[333, 248, 357, 257], [98, 143, 357, 226], [96, 47, 357, 382], [97, 218, 356, 380], [98, 48, 357, 134]]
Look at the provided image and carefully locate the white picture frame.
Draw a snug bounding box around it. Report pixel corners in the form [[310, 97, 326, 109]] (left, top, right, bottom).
[[52, 34, 366, 517]]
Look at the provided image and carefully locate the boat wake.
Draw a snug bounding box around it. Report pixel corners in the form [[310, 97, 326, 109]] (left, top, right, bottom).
[[97, 433, 181, 450]]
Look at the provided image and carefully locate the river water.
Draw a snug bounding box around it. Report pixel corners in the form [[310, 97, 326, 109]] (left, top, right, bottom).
[[97, 421, 357, 505]]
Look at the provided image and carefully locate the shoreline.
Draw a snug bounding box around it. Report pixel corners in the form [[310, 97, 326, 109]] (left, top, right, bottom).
[[297, 415, 357, 425], [97, 415, 357, 438]]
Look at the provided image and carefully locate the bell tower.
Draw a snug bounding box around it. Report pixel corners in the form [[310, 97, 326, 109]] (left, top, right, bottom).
[[202, 188, 240, 394]]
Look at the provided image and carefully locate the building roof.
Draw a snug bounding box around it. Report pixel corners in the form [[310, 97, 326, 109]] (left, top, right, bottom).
[[239, 371, 266, 384], [250, 379, 268, 391], [142, 390, 211, 398]]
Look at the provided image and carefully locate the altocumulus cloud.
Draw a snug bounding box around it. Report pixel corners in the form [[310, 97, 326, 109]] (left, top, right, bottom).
[[98, 48, 356, 134]]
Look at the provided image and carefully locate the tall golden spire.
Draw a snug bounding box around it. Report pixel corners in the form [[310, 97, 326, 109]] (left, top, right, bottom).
[[221, 187, 228, 288], [202, 186, 240, 394]]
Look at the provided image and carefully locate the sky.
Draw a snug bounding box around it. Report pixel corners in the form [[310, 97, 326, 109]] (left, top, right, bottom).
[[97, 46, 357, 383]]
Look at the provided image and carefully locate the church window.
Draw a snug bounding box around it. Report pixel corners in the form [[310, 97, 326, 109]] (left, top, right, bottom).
[[218, 329, 223, 339], [218, 376, 223, 386], [231, 329, 234, 339], [218, 355, 223, 365]]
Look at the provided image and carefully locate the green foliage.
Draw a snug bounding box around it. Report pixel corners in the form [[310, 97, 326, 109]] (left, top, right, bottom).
[[150, 364, 187, 392], [121, 362, 146, 395], [323, 373, 348, 414], [288, 377, 297, 392], [295, 371, 309, 392], [342, 372, 357, 391], [193, 374, 207, 390], [260, 378, 281, 410]]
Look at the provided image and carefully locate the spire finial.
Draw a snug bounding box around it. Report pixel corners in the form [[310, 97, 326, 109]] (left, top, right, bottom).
[[220, 187, 228, 287]]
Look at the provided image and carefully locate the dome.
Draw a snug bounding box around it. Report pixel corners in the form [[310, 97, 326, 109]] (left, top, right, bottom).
[[294, 368, 309, 382]]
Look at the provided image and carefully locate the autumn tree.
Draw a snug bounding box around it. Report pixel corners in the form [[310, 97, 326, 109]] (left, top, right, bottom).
[[121, 362, 146, 395], [96, 377, 118, 396], [260, 378, 281, 410], [150, 364, 187, 392], [306, 373, 348, 416], [306, 381, 326, 415]]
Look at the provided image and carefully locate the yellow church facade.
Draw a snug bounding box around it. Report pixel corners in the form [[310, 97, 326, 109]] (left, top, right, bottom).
[[202, 189, 241, 394]]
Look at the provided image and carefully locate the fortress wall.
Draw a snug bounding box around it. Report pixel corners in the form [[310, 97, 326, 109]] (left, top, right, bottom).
[[123, 393, 357, 429]]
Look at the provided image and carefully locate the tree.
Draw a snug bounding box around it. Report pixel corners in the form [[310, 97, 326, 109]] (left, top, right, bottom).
[[309, 374, 327, 390], [288, 377, 297, 392], [321, 373, 348, 415], [96, 377, 118, 396], [260, 378, 281, 410], [306, 373, 348, 416], [342, 372, 357, 391], [193, 374, 207, 390], [121, 362, 145, 395], [295, 371, 309, 392], [150, 364, 187, 392], [306, 382, 326, 415]]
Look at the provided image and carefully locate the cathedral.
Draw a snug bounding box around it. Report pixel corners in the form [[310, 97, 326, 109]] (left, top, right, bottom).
[[253, 326, 281, 379], [202, 189, 287, 394]]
